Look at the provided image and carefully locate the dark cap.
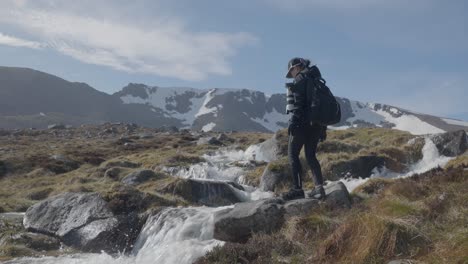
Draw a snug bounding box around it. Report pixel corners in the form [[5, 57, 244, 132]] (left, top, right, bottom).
[[286, 57, 309, 78]]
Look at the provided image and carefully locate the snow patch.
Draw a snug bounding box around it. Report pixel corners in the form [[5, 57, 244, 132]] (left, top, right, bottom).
[[251, 108, 288, 132], [374, 109, 445, 135], [442, 118, 468, 127], [201, 122, 216, 132], [195, 89, 217, 117]]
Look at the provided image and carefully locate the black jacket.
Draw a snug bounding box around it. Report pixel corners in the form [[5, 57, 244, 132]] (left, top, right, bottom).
[[286, 67, 316, 126]]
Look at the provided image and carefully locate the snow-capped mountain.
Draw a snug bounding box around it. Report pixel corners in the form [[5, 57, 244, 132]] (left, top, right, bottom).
[[0, 66, 466, 134], [114, 83, 468, 135]]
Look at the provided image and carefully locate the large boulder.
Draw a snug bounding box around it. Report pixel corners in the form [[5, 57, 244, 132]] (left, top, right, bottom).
[[161, 178, 245, 206], [213, 181, 351, 243], [259, 159, 290, 192], [23, 192, 140, 253], [430, 130, 467, 157], [213, 198, 285, 243]]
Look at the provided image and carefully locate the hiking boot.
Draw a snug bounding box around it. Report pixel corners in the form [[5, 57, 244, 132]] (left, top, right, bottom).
[[281, 188, 305, 201], [308, 185, 326, 200]]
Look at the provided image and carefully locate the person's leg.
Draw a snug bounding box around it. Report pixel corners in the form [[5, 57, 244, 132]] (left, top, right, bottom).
[[305, 125, 326, 199], [288, 129, 305, 189]]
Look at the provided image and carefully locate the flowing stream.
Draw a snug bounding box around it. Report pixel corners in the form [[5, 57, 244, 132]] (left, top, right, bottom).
[[5, 145, 273, 264]]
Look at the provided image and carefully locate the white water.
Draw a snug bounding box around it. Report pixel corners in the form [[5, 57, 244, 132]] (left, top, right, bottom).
[[172, 145, 271, 183], [338, 137, 454, 192], [7, 144, 273, 264]]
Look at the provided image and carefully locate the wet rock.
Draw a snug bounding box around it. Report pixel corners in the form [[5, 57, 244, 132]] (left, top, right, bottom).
[[430, 130, 467, 157], [23, 192, 140, 253], [213, 198, 285, 243], [213, 182, 351, 243], [121, 169, 160, 185], [161, 178, 244, 206], [259, 160, 290, 192]]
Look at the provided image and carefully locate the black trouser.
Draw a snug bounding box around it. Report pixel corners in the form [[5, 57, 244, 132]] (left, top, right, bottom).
[[288, 123, 324, 189]]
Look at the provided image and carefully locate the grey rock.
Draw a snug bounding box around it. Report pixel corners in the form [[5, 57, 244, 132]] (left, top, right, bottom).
[[62, 216, 127, 252], [163, 179, 245, 207], [430, 130, 467, 157], [213, 198, 285, 243], [256, 133, 283, 161], [213, 182, 351, 243], [23, 193, 113, 237], [322, 181, 352, 208], [23, 192, 139, 253], [121, 169, 159, 185], [259, 162, 289, 192], [283, 198, 320, 217]]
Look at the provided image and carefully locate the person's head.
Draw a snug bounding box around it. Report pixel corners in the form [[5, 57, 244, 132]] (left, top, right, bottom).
[[286, 57, 310, 79]]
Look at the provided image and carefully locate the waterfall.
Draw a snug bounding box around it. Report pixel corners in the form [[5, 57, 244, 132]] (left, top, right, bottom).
[[338, 137, 454, 192]]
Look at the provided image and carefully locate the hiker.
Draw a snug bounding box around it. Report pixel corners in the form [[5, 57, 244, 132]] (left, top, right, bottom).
[[281, 57, 327, 201]]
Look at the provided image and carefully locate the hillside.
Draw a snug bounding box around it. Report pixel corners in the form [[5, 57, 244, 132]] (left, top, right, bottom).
[[0, 124, 466, 263]]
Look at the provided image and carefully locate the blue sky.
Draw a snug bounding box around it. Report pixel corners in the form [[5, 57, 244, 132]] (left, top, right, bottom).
[[1, 0, 467, 120]]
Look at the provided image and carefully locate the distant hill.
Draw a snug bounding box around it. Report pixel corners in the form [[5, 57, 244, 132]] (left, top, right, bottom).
[[0, 67, 181, 129]]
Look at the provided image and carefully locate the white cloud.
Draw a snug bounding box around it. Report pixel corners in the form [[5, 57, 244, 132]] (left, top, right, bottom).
[[0, 1, 258, 81], [0, 32, 43, 49]]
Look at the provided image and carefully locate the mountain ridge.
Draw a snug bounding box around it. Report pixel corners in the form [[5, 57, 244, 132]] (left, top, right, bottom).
[[0, 66, 467, 134]]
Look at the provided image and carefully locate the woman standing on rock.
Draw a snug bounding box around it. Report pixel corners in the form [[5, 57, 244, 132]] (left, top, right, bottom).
[[281, 57, 327, 201]]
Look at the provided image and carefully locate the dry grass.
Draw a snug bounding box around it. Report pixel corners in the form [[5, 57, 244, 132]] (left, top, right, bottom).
[[197, 167, 468, 264]]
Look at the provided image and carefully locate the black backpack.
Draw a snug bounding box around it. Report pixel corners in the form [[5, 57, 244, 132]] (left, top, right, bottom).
[[305, 67, 341, 126]]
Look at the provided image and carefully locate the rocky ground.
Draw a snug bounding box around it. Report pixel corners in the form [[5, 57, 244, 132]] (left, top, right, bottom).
[[0, 123, 466, 263]]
